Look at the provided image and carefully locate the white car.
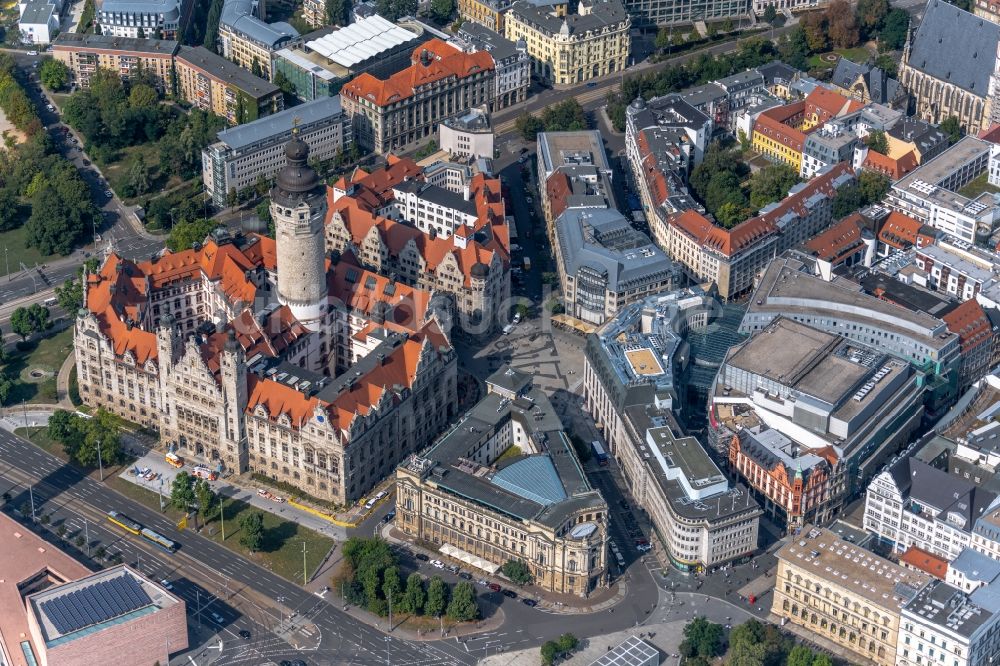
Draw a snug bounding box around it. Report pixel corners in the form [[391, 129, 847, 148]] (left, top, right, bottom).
[[160, 579, 173, 590], [430, 559, 444, 569], [27, 50, 37, 56], [209, 611, 225, 624], [46, 104, 54, 112], [104, 190, 113, 198]]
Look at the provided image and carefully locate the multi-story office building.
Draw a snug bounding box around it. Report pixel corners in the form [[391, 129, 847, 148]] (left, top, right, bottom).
[[865, 449, 997, 561], [454, 22, 530, 109], [897, 579, 1000, 666], [583, 290, 761, 571], [202, 97, 351, 208], [773, 526, 931, 666], [218, 0, 298, 80], [800, 125, 858, 180], [630, 0, 748, 27], [75, 142, 458, 504], [340, 39, 495, 154], [537, 129, 616, 224], [52, 33, 178, 91], [96, 0, 181, 38], [751, 0, 830, 15], [438, 107, 494, 160], [714, 317, 927, 528], [504, 0, 629, 86], [663, 164, 854, 301], [327, 156, 511, 331], [912, 239, 1000, 304], [174, 46, 283, 125], [884, 137, 998, 244], [272, 16, 425, 102], [396, 367, 609, 597]]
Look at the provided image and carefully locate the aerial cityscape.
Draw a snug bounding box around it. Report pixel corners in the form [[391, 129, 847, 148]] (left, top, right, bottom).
[[2, 0, 1000, 663]]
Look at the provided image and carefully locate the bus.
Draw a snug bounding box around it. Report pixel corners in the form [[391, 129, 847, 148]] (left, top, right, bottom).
[[165, 452, 183, 468], [106, 511, 142, 535], [140, 527, 177, 553]]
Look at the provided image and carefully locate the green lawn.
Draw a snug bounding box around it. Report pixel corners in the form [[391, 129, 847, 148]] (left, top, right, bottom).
[[0, 224, 60, 278], [1, 327, 73, 404], [495, 445, 523, 464], [109, 477, 335, 582], [98, 143, 166, 205], [808, 47, 873, 70], [958, 173, 1000, 199], [14, 426, 67, 460]]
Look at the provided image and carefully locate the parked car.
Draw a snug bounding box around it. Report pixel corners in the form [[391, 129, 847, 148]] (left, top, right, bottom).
[[383, 510, 396, 523], [521, 598, 537, 607], [446, 564, 460, 574], [415, 553, 430, 562], [159, 579, 173, 591], [209, 611, 225, 624], [27, 50, 37, 56], [488, 583, 501, 592], [478, 579, 490, 587], [430, 559, 445, 569], [502, 589, 517, 599], [459, 571, 473, 580], [238, 630, 251, 640]]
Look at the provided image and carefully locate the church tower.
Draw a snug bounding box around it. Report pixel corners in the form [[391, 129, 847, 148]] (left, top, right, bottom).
[[272, 129, 328, 328]]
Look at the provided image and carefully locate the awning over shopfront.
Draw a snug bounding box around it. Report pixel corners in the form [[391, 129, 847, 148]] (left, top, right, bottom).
[[440, 544, 500, 574]]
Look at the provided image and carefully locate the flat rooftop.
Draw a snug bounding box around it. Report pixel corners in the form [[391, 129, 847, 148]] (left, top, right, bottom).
[[746, 256, 952, 349], [214, 96, 343, 152], [904, 580, 998, 639], [52, 32, 178, 54], [625, 348, 663, 376], [0, 512, 92, 666], [537, 130, 611, 177], [895, 136, 991, 192], [176, 46, 279, 99], [727, 318, 844, 395], [777, 526, 930, 610]]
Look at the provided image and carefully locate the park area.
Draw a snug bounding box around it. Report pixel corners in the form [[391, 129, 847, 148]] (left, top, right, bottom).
[[0, 326, 72, 405]]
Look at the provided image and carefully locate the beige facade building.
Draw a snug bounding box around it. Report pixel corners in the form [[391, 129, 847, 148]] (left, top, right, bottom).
[[174, 45, 283, 125], [51, 33, 178, 91], [773, 526, 932, 666], [328, 156, 512, 332], [217, 0, 298, 81], [396, 367, 609, 597], [340, 39, 495, 154], [75, 142, 458, 505], [504, 0, 629, 86]]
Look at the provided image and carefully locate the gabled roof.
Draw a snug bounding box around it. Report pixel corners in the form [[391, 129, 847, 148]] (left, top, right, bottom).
[[908, 0, 1000, 96], [942, 299, 992, 351], [863, 146, 918, 179], [340, 39, 494, 107], [804, 86, 864, 122], [803, 212, 868, 264], [900, 545, 948, 579], [877, 210, 936, 250]]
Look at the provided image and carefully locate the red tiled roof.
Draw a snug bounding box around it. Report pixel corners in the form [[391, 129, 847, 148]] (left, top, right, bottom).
[[943, 299, 992, 353], [805, 87, 864, 122], [341, 39, 494, 107], [878, 211, 935, 251], [980, 123, 1000, 143], [863, 148, 918, 180], [803, 213, 867, 264], [899, 546, 948, 580], [754, 102, 808, 152]]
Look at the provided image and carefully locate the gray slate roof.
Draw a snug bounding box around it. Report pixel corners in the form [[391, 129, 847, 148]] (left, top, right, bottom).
[[215, 97, 343, 151], [220, 0, 298, 48], [908, 0, 1000, 95], [887, 457, 996, 533], [831, 58, 902, 105], [507, 0, 628, 36]]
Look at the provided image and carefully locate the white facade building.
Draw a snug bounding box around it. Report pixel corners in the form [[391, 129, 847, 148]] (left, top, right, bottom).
[[896, 579, 1000, 666], [18, 0, 59, 44], [202, 97, 350, 209], [438, 107, 494, 161], [390, 180, 480, 241], [96, 0, 182, 38]]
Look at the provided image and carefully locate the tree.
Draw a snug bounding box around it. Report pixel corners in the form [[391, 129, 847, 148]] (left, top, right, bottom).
[[762, 4, 777, 24], [515, 113, 545, 141], [856, 0, 889, 37], [446, 581, 478, 621], [55, 274, 85, 312], [194, 478, 217, 519], [238, 511, 264, 552], [401, 573, 425, 614], [0, 188, 20, 232], [227, 187, 238, 211], [10, 306, 34, 340], [556, 634, 579, 652], [137, 26, 145, 38], [501, 559, 533, 585], [542, 99, 586, 131], [541, 641, 559, 666], [859, 169, 890, 204], [170, 471, 196, 511], [39, 59, 69, 91], [680, 616, 725, 660], [325, 0, 351, 25], [382, 565, 403, 608], [779, 27, 811, 70], [166, 218, 217, 251], [875, 53, 897, 78], [786, 645, 816, 666], [425, 576, 448, 617], [826, 0, 859, 48], [128, 83, 158, 109], [941, 116, 963, 145], [0, 374, 13, 407], [430, 0, 454, 22], [879, 8, 909, 51], [812, 655, 833, 666], [800, 13, 828, 52], [865, 129, 889, 155], [749, 164, 798, 209], [127, 156, 151, 196], [203, 0, 224, 50], [831, 183, 866, 218], [727, 640, 767, 666], [655, 26, 672, 51], [47, 409, 81, 444]]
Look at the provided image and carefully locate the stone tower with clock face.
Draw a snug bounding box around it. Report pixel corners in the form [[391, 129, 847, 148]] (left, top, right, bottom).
[[271, 132, 328, 329]]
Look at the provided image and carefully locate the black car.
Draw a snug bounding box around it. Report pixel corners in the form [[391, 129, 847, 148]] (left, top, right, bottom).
[[415, 553, 430, 561], [502, 589, 517, 599], [459, 571, 473, 580], [238, 630, 251, 640], [521, 598, 537, 607]]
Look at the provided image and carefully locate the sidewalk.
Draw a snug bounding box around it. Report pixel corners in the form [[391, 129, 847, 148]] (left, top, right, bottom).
[[379, 522, 627, 615]]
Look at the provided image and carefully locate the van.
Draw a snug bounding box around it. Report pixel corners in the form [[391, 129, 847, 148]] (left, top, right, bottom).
[[502, 324, 514, 335]]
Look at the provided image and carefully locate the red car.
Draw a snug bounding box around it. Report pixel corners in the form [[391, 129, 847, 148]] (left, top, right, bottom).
[[488, 583, 501, 592]]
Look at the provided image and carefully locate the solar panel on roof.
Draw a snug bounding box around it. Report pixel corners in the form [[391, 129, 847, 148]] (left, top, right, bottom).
[[40, 574, 153, 636]]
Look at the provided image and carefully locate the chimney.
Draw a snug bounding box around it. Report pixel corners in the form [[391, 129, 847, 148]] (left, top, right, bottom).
[[463, 183, 470, 201]]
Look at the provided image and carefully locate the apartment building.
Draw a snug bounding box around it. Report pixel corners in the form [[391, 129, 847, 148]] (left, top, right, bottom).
[[340, 39, 495, 154], [175, 46, 283, 125], [327, 156, 512, 331], [96, 0, 181, 38], [396, 367, 609, 597], [52, 33, 178, 91], [454, 22, 530, 109], [885, 137, 998, 244], [458, 0, 514, 32], [773, 526, 931, 666], [504, 0, 629, 86], [218, 0, 298, 80], [663, 164, 854, 301], [75, 142, 458, 504], [897, 579, 1000, 666], [912, 238, 1000, 303], [202, 97, 351, 208]]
